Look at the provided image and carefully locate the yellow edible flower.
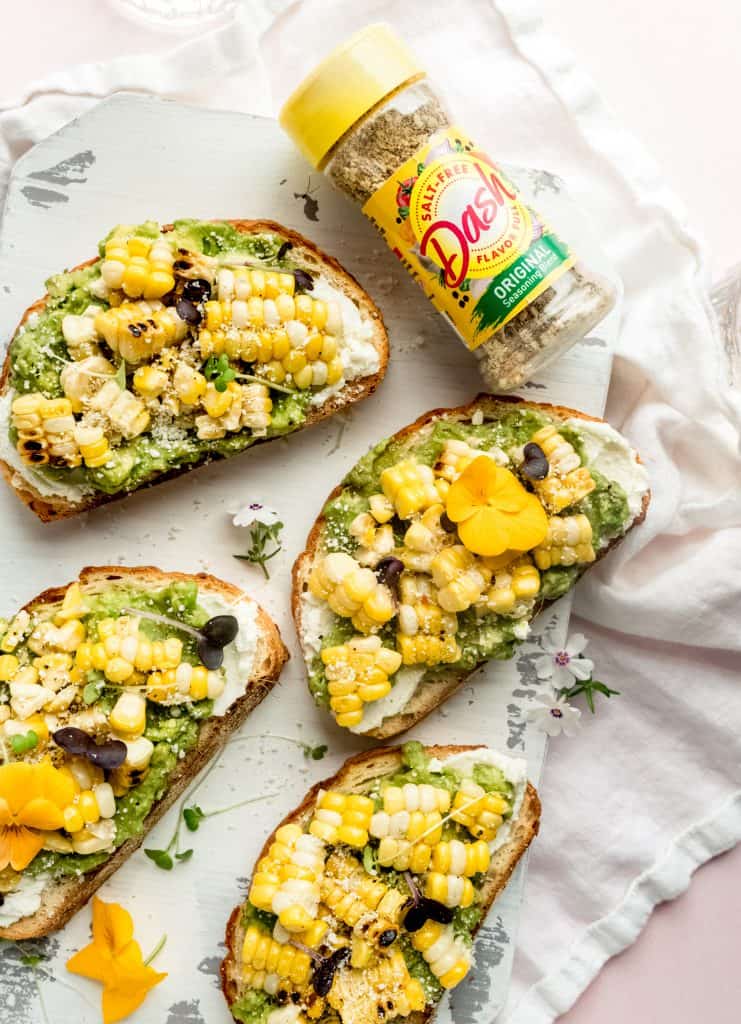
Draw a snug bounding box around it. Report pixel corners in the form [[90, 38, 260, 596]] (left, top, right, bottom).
[[67, 898, 167, 1024], [0, 761, 76, 871], [445, 456, 548, 557]]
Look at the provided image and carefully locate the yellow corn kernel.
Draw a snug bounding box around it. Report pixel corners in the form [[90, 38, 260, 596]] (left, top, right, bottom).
[[532, 513, 595, 569], [55, 620, 86, 652], [77, 790, 100, 825], [74, 425, 110, 468], [55, 582, 85, 624], [104, 656, 134, 684], [109, 691, 146, 738], [63, 805, 85, 834], [189, 666, 209, 701], [380, 459, 439, 520], [397, 633, 461, 667], [133, 364, 168, 398], [202, 383, 233, 418], [0, 655, 19, 682]]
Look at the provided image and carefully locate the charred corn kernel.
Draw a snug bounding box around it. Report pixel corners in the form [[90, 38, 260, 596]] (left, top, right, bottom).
[[109, 691, 146, 739], [101, 233, 175, 299], [308, 790, 373, 846], [451, 779, 509, 842], [0, 655, 18, 682], [95, 300, 187, 364], [241, 926, 311, 987], [480, 557, 541, 613], [109, 737, 154, 796], [63, 805, 85, 834], [241, 383, 272, 431], [529, 425, 596, 512], [74, 425, 110, 468], [532, 513, 595, 569], [61, 307, 101, 360], [322, 851, 407, 940], [424, 872, 475, 909], [133, 364, 168, 398], [397, 633, 460, 667], [382, 784, 451, 815], [380, 460, 439, 520], [430, 546, 491, 612], [171, 362, 206, 405], [410, 921, 471, 989], [328, 946, 425, 1019]]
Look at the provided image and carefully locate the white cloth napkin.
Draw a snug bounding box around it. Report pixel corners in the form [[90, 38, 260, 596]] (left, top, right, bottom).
[[2, 2, 740, 1021]]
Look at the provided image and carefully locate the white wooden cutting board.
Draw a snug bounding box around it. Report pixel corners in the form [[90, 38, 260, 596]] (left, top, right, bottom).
[[0, 94, 619, 1024]]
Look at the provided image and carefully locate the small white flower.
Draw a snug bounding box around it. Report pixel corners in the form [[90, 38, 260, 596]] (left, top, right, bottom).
[[534, 632, 594, 689], [527, 690, 582, 737], [232, 502, 281, 529]]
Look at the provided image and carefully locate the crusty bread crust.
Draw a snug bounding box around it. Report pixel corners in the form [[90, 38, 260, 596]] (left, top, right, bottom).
[[292, 395, 651, 739], [220, 744, 540, 1022], [0, 564, 288, 940], [0, 220, 389, 522]]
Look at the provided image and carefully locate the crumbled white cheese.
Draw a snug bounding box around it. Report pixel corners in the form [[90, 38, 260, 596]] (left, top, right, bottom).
[[0, 872, 48, 927], [567, 418, 649, 520]]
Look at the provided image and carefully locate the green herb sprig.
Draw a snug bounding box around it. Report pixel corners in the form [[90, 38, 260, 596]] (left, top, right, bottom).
[[234, 521, 284, 579], [558, 677, 620, 713]]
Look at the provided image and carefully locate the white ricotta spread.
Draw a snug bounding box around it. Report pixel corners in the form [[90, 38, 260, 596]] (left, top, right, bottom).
[[299, 591, 336, 661], [309, 275, 380, 407], [0, 389, 93, 502], [348, 668, 425, 735], [428, 748, 528, 853], [567, 418, 649, 521], [0, 871, 48, 928], [196, 592, 259, 717]]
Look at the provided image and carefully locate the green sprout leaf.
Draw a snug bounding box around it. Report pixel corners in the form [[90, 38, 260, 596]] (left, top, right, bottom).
[[175, 850, 194, 863], [203, 353, 236, 392], [145, 848, 174, 871], [83, 680, 105, 705], [114, 359, 127, 390], [20, 954, 43, 968], [234, 521, 284, 579], [307, 743, 328, 761], [10, 731, 38, 755], [183, 805, 205, 832]]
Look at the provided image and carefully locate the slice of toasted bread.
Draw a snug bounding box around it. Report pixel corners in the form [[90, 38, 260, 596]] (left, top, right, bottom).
[[221, 744, 540, 1024], [0, 220, 389, 522], [0, 564, 288, 940], [293, 395, 650, 739]]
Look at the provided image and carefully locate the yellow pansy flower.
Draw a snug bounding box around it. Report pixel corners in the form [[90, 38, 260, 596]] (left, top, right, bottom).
[[445, 456, 548, 557], [67, 898, 167, 1024], [0, 761, 76, 872]]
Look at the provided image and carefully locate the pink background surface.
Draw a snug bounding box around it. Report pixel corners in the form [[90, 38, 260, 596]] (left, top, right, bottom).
[[1, 2, 740, 1019]]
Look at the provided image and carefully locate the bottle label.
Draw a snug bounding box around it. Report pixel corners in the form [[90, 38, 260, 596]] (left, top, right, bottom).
[[362, 126, 575, 349]]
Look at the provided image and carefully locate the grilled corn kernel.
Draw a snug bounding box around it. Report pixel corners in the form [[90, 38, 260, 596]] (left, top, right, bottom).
[[380, 460, 439, 520], [451, 779, 509, 842], [532, 513, 595, 569], [0, 655, 19, 682], [109, 691, 146, 738]]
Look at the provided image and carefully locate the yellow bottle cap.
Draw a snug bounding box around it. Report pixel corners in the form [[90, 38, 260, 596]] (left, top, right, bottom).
[[279, 23, 423, 170]]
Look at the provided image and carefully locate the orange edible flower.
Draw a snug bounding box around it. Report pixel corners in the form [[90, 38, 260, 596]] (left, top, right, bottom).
[[67, 898, 167, 1024], [0, 761, 76, 871], [446, 456, 548, 557]]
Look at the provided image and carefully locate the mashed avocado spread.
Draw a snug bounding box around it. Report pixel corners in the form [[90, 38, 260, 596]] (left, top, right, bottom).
[[5, 219, 366, 500]]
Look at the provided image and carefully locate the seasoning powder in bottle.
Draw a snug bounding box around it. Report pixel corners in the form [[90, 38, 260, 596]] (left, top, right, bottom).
[[280, 24, 617, 391]]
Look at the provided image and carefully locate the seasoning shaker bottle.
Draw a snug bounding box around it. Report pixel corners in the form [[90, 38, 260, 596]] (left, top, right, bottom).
[[280, 24, 617, 391]]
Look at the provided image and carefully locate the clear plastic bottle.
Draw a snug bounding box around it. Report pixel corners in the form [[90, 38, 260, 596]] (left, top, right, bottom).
[[281, 24, 617, 392]]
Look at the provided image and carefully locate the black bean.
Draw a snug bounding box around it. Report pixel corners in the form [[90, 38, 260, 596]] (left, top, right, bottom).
[[175, 297, 202, 326], [197, 639, 224, 671], [201, 614, 239, 647], [403, 898, 454, 932], [293, 269, 314, 292], [376, 557, 404, 592], [440, 512, 458, 533], [378, 929, 397, 947], [522, 442, 549, 481], [277, 241, 293, 260], [312, 947, 351, 997], [53, 726, 93, 756]]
